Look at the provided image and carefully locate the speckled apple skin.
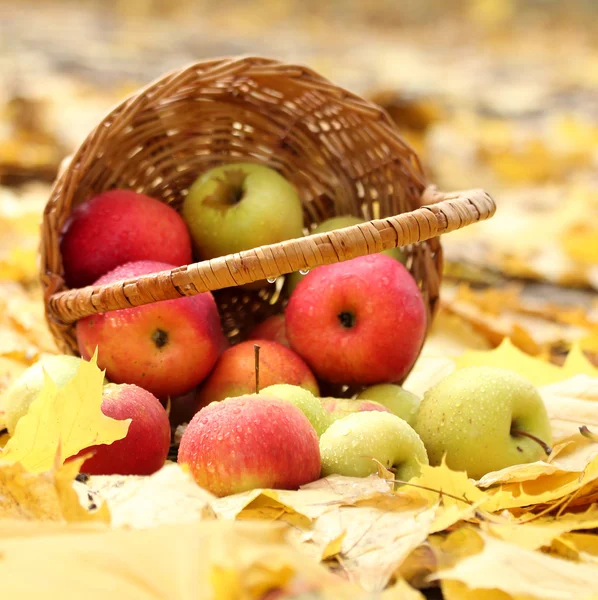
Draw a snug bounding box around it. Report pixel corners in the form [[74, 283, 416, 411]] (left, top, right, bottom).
[[76, 260, 226, 399], [178, 395, 321, 496], [196, 339, 319, 408], [60, 190, 193, 288], [75, 383, 171, 476], [285, 254, 426, 385]]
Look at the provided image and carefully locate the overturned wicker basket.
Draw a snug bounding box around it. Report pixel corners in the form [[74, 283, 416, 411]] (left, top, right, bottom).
[[40, 56, 495, 382]]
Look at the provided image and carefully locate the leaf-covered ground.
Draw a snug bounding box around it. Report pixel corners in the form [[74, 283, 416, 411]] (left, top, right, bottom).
[[0, 1, 597, 598]]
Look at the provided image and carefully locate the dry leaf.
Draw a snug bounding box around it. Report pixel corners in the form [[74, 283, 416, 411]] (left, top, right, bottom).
[[437, 530, 598, 600], [86, 462, 216, 528], [0, 458, 108, 523], [0, 519, 361, 600], [1, 353, 130, 473]]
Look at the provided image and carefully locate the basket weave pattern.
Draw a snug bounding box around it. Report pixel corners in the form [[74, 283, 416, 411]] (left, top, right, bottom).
[[40, 56, 496, 362]]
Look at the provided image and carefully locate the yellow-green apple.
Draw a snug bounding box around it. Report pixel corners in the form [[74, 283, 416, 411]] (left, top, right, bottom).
[[414, 366, 553, 479], [260, 383, 329, 436], [1, 354, 89, 435], [73, 383, 171, 475], [286, 254, 426, 385], [60, 189, 192, 288], [76, 260, 226, 399], [196, 340, 319, 408], [182, 163, 304, 261], [247, 314, 290, 348], [319, 411, 428, 480], [286, 215, 407, 294], [320, 397, 390, 427], [357, 384, 421, 426], [178, 395, 321, 496]]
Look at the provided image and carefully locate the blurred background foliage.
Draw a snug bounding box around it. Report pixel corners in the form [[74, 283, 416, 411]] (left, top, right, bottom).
[[0, 0, 596, 390]]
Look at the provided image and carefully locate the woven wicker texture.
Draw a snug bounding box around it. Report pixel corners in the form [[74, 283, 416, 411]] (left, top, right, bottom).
[[40, 56, 496, 358]]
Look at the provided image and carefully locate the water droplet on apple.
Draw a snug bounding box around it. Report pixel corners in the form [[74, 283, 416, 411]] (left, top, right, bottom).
[[299, 269, 310, 275], [267, 277, 277, 283], [233, 407, 242, 415], [217, 433, 223, 441], [206, 461, 216, 473]]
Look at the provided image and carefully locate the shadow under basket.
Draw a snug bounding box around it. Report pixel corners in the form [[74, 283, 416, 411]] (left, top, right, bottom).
[[39, 56, 496, 389]]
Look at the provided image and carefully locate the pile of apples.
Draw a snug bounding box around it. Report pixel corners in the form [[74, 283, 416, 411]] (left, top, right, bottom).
[[2, 163, 553, 494]]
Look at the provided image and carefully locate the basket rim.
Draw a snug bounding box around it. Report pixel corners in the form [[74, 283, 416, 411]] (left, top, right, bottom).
[[45, 54, 427, 212]]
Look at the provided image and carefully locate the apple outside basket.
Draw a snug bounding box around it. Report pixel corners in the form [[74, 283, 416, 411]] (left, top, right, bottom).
[[39, 56, 496, 393]]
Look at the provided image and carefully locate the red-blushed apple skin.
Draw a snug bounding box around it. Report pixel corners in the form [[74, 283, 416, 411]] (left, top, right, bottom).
[[178, 395, 321, 496], [76, 260, 227, 399], [285, 254, 426, 386], [60, 190, 193, 288], [247, 314, 290, 348], [74, 384, 171, 476], [196, 340, 319, 409]]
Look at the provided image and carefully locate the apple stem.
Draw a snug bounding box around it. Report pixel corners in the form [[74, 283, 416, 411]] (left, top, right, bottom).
[[510, 428, 552, 455], [580, 425, 598, 443], [254, 343, 261, 394]]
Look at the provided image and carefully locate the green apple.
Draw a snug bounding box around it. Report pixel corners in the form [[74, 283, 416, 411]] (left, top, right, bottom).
[[414, 366, 553, 479], [182, 163, 304, 262], [285, 215, 407, 294], [356, 384, 421, 427], [1, 354, 88, 434], [319, 411, 428, 481], [320, 397, 390, 427], [260, 384, 329, 437]]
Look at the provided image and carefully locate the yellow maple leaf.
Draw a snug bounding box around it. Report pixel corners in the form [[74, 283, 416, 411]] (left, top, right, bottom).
[[454, 338, 598, 387], [408, 458, 489, 533], [1, 353, 130, 473]]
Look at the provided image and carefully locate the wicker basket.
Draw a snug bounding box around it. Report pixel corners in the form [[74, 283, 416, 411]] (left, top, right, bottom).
[[40, 56, 495, 383]]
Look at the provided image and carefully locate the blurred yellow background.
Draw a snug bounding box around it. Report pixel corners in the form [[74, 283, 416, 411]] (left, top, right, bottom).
[[0, 0, 597, 390]]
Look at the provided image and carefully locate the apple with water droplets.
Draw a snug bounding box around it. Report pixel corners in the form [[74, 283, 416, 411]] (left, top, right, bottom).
[[414, 366, 553, 479], [76, 260, 226, 400], [74, 383, 171, 476], [319, 411, 428, 480], [60, 189, 193, 288], [178, 395, 321, 496], [196, 340, 319, 409], [182, 163, 304, 261], [260, 384, 329, 437], [320, 397, 390, 427], [286, 254, 426, 385], [356, 384, 421, 426]]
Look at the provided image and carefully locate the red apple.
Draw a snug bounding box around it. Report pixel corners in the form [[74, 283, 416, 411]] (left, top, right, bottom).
[[76, 260, 226, 399], [196, 340, 319, 408], [178, 395, 321, 496], [247, 314, 290, 347], [60, 189, 193, 288], [286, 254, 426, 385], [75, 383, 171, 476]]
